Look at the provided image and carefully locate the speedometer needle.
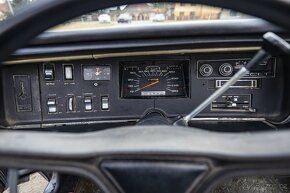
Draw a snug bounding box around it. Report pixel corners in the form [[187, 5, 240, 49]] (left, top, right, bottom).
[[136, 80, 160, 92]]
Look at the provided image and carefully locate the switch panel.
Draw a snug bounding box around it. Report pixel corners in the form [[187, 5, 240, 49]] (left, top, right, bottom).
[[44, 63, 55, 81], [84, 96, 92, 111], [101, 96, 109, 110], [47, 98, 57, 113]]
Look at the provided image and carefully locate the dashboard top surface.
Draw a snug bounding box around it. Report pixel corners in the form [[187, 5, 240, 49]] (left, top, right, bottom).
[[31, 19, 284, 45]]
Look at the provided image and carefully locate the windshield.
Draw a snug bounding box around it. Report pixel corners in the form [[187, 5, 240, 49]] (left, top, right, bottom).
[[0, 1, 253, 31]]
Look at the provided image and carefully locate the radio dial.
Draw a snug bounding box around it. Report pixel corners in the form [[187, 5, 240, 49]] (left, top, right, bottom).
[[199, 64, 213, 77], [219, 63, 233, 77]]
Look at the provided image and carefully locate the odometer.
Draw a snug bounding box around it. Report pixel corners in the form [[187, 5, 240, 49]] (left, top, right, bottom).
[[121, 62, 188, 98]]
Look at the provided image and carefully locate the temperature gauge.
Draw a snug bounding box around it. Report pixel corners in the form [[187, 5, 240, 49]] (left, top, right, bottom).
[[83, 65, 111, 80]]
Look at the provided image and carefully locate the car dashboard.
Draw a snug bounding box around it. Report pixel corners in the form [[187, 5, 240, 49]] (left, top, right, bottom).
[[1, 19, 290, 132]]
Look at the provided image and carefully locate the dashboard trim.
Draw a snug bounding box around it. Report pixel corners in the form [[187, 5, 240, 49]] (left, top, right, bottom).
[[190, 118, 265, 121], [2, 118, 268, 130], [92, 47, 260, 60], [4, 54, 93, 65], [4, 46, 260, 65]]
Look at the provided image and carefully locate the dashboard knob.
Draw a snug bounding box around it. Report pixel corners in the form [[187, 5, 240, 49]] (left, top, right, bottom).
[[199, 64, 213, 77], [219, 63, 233, 76]]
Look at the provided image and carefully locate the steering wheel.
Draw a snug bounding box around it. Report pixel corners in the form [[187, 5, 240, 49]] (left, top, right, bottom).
[[1, 1, 290, 193]]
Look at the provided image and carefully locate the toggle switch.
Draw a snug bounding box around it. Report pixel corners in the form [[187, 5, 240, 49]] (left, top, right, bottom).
[[101, 96, 109, 110], [64, 65, 73, 80], [47, 98, 57, 113], [84, 96, 92, 111], [44, 63, 55, 81], [67, 96, 75, 112]]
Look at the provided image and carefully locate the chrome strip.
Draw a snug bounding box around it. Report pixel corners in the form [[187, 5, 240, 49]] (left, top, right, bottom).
[[2, 117, 270, 130], [190, 117, 265, 121], [4, 47, 260, 65], [92, 47, 260, 59], [5, 118, 268, 129], [216, 79, 258, 88], [42, 119, 139, 128], [7, 119, 139, 129], [4, 54, 93, 65]]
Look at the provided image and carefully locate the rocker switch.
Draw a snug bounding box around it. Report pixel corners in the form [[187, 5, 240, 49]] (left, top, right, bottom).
[[47, 98, 57, 113], [84, 96, 92, 111], [101, 96, 109, 110], [67, 97, 74, 112], [44, 64, 55, 81], [64, 65, 73, 80]]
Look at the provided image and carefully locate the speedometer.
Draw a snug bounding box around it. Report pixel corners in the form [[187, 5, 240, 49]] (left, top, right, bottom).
[[121, 62, 188, 98]]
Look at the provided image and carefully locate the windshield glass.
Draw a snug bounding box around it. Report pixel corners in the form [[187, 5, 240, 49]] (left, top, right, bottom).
[[0, 1, 253, 31]]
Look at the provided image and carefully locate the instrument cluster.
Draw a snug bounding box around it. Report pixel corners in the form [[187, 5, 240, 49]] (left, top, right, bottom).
[[120, 61, 189, 98], [1, 53, 284, 128]]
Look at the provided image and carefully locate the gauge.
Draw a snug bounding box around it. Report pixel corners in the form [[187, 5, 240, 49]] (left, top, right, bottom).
[[121, 62, 187, 98], [83, 65, 111, 80]]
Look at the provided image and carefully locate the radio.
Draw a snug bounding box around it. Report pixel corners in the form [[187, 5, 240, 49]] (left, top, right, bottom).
[[211, 95, 255, 112], [197, 57, 276, 79]]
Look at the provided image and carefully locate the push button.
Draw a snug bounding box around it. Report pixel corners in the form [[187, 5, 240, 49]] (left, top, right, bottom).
[[84, 96, 92, 111], [44, 63, 55, 81], [64, 65, 73, 80], [101, 96, 109, 110], [47, 98, 57, 113]]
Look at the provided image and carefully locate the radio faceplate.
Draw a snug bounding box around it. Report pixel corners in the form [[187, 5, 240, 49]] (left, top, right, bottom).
[[197, 58, 276, 79], [211, 94, 254, 112]]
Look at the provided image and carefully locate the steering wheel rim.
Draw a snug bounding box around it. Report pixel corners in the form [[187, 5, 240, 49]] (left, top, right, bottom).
[[1, 0, 290, 193], [1, 126, 290, 193], [0, 0, 290, 63]]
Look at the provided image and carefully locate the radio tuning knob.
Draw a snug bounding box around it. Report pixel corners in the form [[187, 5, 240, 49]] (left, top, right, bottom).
[[199, 64, 213, 77], [219, 63, 233, 76]]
